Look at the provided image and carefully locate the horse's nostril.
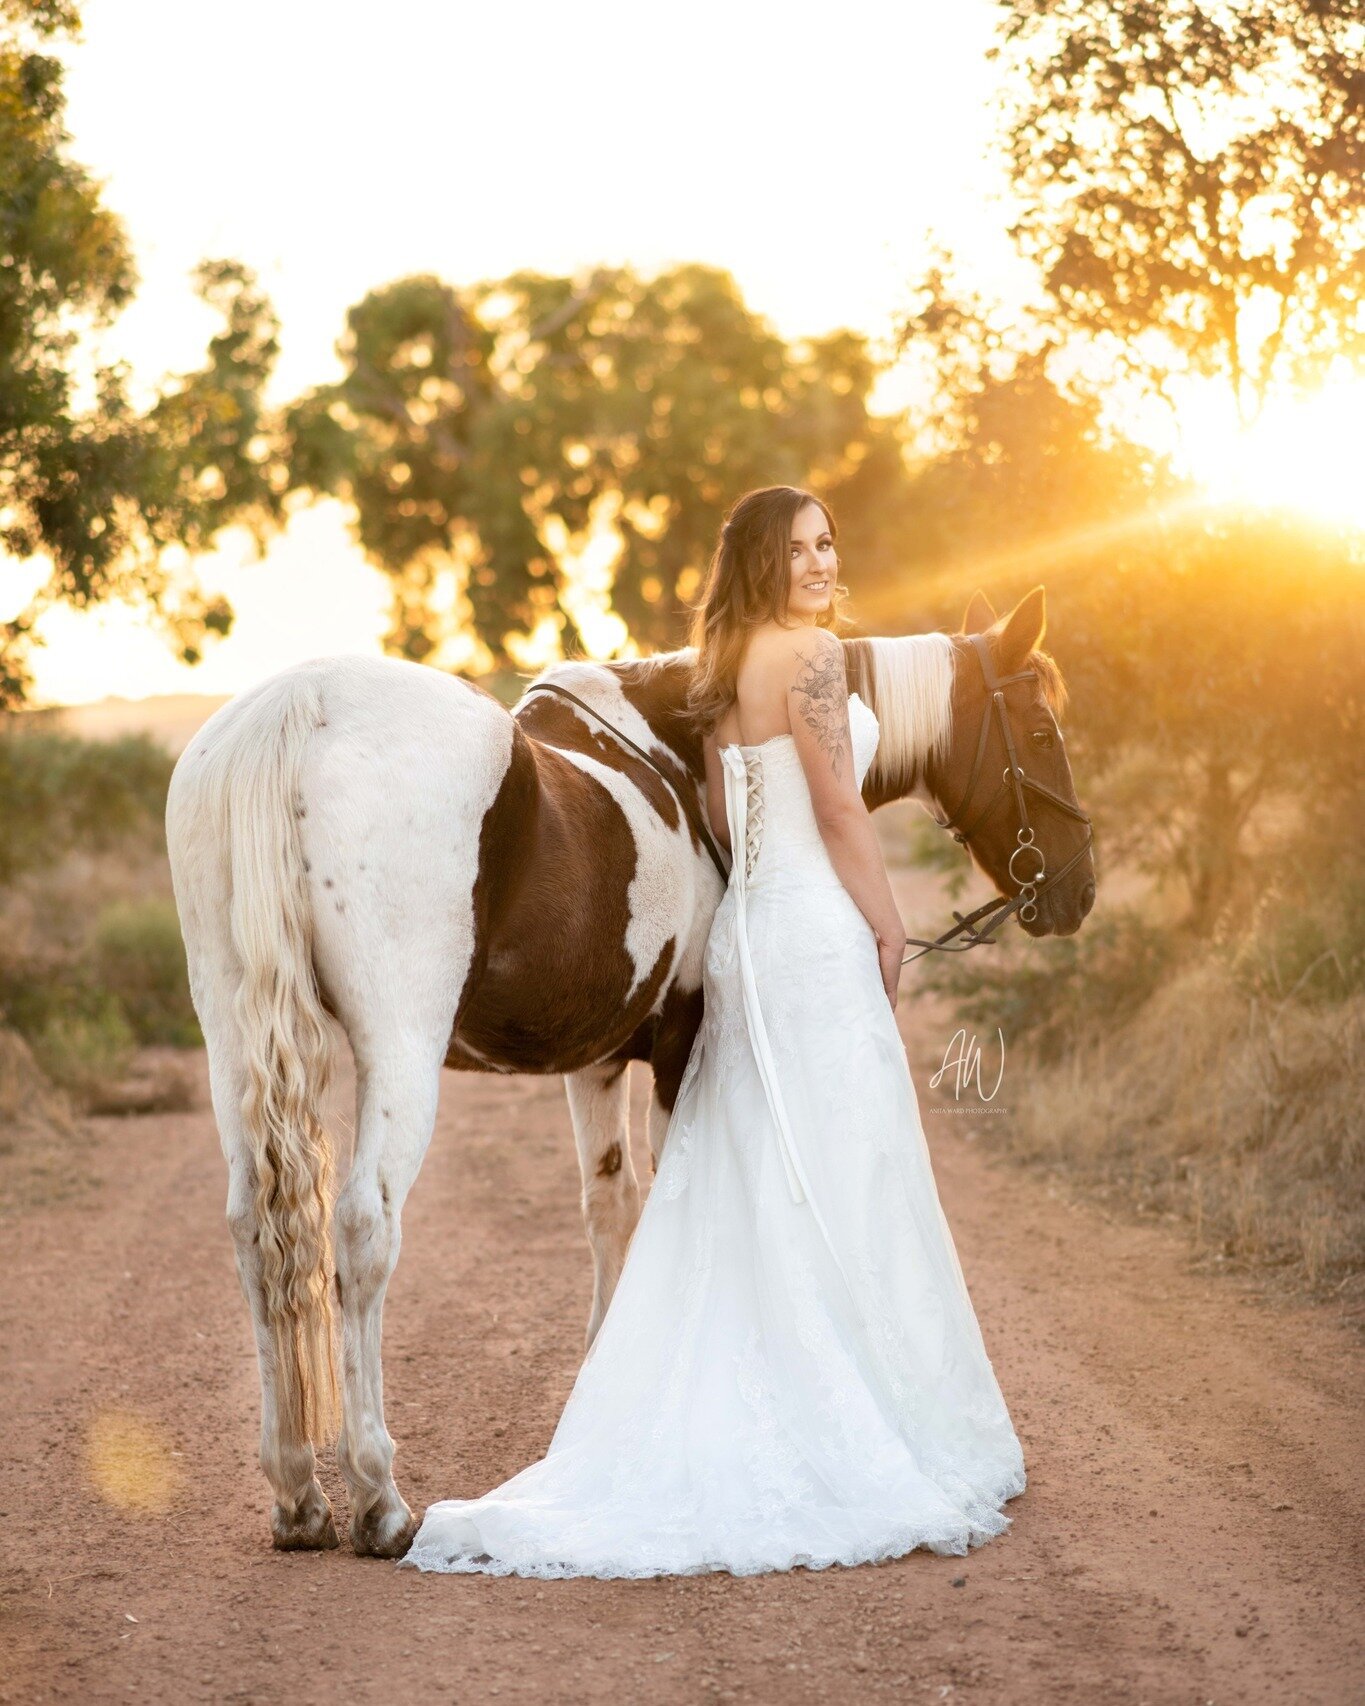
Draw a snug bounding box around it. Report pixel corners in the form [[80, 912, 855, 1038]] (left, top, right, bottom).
[[1080, 880, 1096, 916]]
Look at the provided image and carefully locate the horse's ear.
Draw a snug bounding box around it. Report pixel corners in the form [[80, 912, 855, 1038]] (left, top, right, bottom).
[[997, 586, 1046, 672], [961, 590, 997, 633]]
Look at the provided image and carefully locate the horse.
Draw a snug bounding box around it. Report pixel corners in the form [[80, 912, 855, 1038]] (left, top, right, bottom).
[[165, 583, 1094, 1558]]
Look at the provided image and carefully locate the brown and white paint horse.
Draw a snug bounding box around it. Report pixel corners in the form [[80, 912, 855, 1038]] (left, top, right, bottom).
[[165, 585, 1093, 1559]]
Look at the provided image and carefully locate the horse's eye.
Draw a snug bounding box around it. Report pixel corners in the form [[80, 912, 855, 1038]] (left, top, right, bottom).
[[1030, 729, 1054, 749]]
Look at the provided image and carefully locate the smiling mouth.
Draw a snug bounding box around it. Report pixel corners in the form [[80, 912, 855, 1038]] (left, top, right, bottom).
[[803, 580, 830, 592]]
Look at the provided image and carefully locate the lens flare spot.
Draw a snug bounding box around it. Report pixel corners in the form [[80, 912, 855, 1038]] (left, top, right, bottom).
[[85, 1410, 180, 1514]]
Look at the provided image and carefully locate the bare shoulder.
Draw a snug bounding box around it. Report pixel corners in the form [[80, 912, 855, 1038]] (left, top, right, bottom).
[[745, 624, 846, 689], [778, 626, 847, 697]]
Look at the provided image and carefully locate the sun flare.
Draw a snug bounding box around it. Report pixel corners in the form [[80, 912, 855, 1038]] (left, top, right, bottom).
[[1177, 374, 1365, 530]]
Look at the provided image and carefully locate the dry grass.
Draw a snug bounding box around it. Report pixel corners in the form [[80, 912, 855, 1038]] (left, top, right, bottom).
[[0, 1027, 93, 1214], [0, 1026, 200, 1215], [986, 957, 1364, 1303], [82, 1047, 198, 1117]]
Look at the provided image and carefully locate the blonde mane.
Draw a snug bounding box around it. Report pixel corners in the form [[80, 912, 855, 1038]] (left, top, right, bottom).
[[848, 634, 957, 792]]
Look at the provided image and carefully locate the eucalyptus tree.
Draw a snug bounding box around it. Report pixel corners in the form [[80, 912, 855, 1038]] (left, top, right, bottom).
[[0, 1, 281, 705], [286, 263, 913, 666]]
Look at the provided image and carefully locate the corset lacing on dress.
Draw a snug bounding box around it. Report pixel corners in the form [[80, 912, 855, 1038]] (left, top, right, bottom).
[[740, 751, 763, 883]]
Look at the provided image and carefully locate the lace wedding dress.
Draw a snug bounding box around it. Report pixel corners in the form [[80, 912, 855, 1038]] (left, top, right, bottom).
[[403, 691, 1026, 1579]]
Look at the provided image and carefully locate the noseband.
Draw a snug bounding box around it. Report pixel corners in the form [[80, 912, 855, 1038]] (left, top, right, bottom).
[[901, 634, 1094, 965]]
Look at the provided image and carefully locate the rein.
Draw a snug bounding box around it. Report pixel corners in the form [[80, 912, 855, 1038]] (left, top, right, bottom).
[[520, 681, 732, 882], [900, 634, 1094, 965]]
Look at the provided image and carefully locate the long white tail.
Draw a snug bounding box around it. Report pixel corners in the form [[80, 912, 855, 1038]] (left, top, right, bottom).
[[218, 675, 339, 1446]]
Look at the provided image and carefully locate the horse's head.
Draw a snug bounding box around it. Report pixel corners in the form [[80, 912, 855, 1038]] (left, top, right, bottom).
[[928, 587, 1096, 939]]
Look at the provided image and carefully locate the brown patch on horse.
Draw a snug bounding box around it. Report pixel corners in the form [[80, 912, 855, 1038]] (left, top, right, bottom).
[[597, 1141, 623, 1177], [448, 718, 678, 1075], [645, 977, 706, 1116], [513, 692, 683, 833]]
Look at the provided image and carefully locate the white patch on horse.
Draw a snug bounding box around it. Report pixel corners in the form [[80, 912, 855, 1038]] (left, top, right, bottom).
[[518, 660, 714, 1004], [558, 746, 702, 1005]]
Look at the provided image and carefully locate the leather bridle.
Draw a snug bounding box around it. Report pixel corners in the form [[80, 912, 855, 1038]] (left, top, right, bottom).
[[901, 634, 1094, 965]]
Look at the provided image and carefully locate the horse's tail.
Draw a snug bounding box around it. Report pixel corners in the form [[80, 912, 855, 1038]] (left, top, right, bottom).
[[220, 673, 340, 1446]]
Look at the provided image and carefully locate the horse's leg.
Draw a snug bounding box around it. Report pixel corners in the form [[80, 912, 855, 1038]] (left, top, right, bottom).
[[332, 1032, 445, 1559], [565, 1060, 640, 1347], [646, 1004, 702, 1173], [646, 1077, 675, 1175]]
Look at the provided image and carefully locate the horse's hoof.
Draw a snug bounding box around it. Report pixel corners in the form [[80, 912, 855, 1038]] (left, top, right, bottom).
[[351, 1498, 418, 1560], [271, 1482, 340, 1551]]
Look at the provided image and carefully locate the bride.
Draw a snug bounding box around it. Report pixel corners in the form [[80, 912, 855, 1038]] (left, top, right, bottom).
[[403, 485, 1026, 1579]]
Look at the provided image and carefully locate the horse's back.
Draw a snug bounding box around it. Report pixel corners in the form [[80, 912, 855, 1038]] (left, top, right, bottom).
[[168, 654, 517, 1063]]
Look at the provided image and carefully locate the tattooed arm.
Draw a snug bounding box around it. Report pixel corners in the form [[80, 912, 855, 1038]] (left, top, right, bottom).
[[783, 630, 908, 1009], [789, 633, 854, 784]]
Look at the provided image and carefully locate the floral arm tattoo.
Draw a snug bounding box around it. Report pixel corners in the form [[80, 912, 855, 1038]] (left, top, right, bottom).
[[789, 637, 851, 781]]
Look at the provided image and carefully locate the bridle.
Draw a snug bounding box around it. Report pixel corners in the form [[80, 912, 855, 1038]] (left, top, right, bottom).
[[901, 633, 1094, 965], [519, 654, 1093, 969]]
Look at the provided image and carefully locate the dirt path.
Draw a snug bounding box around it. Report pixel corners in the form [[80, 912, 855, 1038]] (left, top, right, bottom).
[[4, 937, 1363, 1704]]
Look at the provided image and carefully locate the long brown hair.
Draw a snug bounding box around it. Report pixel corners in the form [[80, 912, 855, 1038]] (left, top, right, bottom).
[[684, 485, 852, 733]]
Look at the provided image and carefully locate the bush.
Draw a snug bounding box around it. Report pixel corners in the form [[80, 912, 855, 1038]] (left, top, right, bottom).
[[988, 965, 1364, 1295], [919, 904, 1177, 1062], [924, 845, 1365, 1296], [1232, 852, 1365, 1008], [29, 996, 136, 1104], [0, 726, 174, 884], [91, 900, 201, 1047]]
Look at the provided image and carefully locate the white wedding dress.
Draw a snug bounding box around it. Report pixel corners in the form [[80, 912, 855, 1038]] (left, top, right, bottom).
[[403, 691, 1026, 1579]]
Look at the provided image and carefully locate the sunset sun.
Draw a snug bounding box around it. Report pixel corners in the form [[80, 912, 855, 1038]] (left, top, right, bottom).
[[1177, 374, 1365, 530]]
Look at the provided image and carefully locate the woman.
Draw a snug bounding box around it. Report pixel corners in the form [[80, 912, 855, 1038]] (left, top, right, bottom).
[[403, 486, 1026, 1579]]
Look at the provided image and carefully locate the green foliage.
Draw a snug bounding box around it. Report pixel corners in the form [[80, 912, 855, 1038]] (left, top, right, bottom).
[[0, 903, 198, 1109], [0, 725, 173, 883], [0, 3, 281, 706], [883, 269, 1365, 936], [90, 900, 200, 1046], [285, 264, 919, 665], [26, 992, 134, 1100], [1233, 831, 1365, 1006], [995, 0, 1365, 418]]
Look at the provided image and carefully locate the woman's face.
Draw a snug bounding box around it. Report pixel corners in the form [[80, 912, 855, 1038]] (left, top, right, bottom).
[[786, 501, 837, 621]]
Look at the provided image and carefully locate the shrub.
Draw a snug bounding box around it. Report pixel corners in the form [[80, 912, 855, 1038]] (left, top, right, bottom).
[[919, 904, 1176, 1062], [1232, 852, 1365, 1008], [0, 727, 173, 885], [91, 900, 200, 1047], [29, 996, 136, 1105]]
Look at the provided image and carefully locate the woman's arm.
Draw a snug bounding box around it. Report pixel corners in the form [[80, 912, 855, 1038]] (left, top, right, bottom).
[[782, 630, 908, 1008]]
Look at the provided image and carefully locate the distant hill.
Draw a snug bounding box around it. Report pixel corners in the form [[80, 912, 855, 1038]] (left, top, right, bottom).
[[17, 694, 231, 756], [10, 664, 611, 755]]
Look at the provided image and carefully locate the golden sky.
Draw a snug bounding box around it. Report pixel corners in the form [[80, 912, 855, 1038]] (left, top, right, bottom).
[[14, 0, 1030, 705]]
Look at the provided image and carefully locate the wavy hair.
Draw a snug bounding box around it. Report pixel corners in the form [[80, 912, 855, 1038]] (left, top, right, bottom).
[[684, 485, 852, 733]]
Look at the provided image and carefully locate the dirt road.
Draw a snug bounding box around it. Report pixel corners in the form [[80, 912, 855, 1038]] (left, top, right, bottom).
[[4, 964, 1363, 1704]]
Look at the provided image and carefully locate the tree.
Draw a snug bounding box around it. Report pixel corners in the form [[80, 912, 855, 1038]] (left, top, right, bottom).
[[996, 0, 1365, 424], [283, 275, 528, 667], [885, 266, 1364, 932], [878, 4, 1365, 932], [286, 263, 919, 666], [0, 1, 281, 705]]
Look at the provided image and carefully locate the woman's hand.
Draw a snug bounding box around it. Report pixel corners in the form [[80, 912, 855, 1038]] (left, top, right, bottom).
[[876, 927, 908, 1011]]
